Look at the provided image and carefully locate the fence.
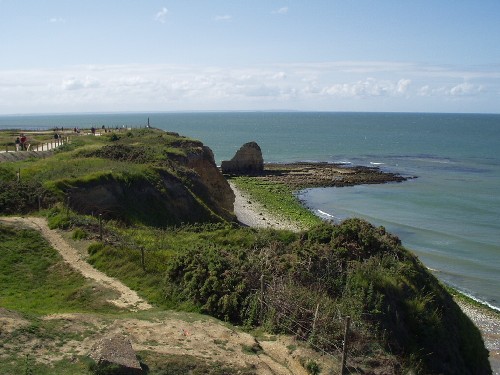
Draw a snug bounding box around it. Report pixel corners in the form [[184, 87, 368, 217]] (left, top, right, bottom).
[[3, 136, 70, 153], [257, 277, 356, 374]]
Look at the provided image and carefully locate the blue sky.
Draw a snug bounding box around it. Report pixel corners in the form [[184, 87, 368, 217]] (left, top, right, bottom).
[[1, 1, 499, 114]]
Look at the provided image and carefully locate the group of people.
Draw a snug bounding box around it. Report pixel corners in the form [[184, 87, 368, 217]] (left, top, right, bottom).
[[14, 134, 29, 151]]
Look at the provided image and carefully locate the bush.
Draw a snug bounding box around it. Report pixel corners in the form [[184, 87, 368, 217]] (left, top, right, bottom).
[[0, 179, 53, 214], [164, 219, 491, 374], [305, 359, 321, 375], [88, 242, 106, 255], [72, 228, 87, 240]]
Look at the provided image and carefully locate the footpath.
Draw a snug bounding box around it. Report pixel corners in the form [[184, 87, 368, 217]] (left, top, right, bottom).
[[0, 136, 68, 163], [0, 216, 152, 311]]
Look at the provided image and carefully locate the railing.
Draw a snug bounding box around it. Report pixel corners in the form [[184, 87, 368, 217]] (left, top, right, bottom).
[[2, 136, 70, 153]]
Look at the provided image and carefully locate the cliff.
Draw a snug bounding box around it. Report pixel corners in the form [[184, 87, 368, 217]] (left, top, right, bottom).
[[0, 128, 235, 226]]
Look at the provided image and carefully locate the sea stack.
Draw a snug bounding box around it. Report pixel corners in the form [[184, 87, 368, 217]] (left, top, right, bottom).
[[221, 141, 264, 175]]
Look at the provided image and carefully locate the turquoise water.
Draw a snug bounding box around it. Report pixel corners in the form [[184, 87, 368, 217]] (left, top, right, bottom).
[[1, 112, 499, 310]]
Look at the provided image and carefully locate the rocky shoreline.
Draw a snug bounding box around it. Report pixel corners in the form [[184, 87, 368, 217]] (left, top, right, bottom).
[[256, 162, 411, 189]]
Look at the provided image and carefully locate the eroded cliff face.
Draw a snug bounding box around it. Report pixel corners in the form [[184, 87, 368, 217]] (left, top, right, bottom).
[[62, 131, 236, 227], [68, 170, 230, 227], [183, 145, 235, 220]]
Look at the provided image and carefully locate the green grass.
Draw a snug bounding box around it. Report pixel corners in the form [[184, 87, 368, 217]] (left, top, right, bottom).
[[0, 355, 94, 375], [84, 222, 266, 310], [230, 176, 321, 229], [0, 224, 120, 314]]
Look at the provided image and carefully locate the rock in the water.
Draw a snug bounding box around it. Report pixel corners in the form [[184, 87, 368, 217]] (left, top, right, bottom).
[[89, 334, 142, 374], [221, 141, 264, 175]]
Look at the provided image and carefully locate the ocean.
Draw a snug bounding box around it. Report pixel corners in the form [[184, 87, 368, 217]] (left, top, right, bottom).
[[1, 112, 499, 310]]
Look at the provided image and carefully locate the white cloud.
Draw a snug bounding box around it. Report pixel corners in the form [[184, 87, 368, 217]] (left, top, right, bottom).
[[272, 72, 287, 80], [214, 15, 232, 21], [62, 76, 100, 91], [272, 7, 289, 15], [0, 62, 498, 114], [418, 85, 431, 96], [154, 7, 168, 23], [396, 79, 411, 94], [322, 78, 410, 98], [49, 17, 66, 23], [449, 82, 483, 96]]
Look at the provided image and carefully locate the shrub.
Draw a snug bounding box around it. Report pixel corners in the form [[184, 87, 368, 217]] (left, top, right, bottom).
[[72, 228, 87, 240], [0, 179, 53, 214], [164, 219, 490, 374], [88, 242, 106, 255]]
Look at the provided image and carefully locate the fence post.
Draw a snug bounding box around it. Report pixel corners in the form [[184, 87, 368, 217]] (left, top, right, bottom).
[[341, 316, 351, 375], [141, 247, 145, 271], [16, 168, 20, 182], [260, 274, 265, 323], [312, 303, 320, 335]]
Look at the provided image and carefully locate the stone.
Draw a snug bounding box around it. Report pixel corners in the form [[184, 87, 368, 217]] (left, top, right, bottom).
[[221, 141, 264, 175], [89, 334, 142, 374]]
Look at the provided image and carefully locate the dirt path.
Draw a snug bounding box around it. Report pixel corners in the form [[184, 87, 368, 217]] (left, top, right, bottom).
[[0, 216, 152, 311]]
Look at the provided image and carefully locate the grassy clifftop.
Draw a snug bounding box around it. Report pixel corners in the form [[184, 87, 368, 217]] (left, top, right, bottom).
[[0, 128, 235, 226]]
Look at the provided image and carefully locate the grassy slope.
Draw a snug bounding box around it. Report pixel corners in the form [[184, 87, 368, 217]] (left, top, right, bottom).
[[0, 225, 120, 315], [0, 224, 120, 374]]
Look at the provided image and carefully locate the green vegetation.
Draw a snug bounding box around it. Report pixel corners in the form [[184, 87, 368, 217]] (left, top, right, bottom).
[[1, 128, 230, 226], [0, 224, 120, 314], [0, 128, 493, 374], [73, 217, 490, 374], [230, 176, 321, 229]]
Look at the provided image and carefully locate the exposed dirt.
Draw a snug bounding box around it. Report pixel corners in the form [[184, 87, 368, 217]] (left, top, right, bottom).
[[1, 308, 338, 374]]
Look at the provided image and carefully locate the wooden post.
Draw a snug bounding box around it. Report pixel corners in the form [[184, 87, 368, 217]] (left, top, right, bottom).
[[312, 303, 320, 335], [141, 247, 145, 271], [259, 274, 264, 323], [16, 168, 20, 182], [341, 316, 351, 375]]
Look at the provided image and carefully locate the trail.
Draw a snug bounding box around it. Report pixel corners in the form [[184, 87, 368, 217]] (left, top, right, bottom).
[[0, 216, 152, 311]]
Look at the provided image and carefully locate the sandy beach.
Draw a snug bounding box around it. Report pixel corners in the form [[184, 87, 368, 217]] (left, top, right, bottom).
[[230, 182, 500, 373]]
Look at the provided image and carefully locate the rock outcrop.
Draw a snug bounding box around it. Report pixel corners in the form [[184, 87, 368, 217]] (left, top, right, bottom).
[[89, 334, 142, 374], [221, 142, 264, 175]]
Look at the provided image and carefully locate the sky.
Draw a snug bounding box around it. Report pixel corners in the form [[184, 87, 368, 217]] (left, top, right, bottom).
[[1, 0, 499, 115]]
